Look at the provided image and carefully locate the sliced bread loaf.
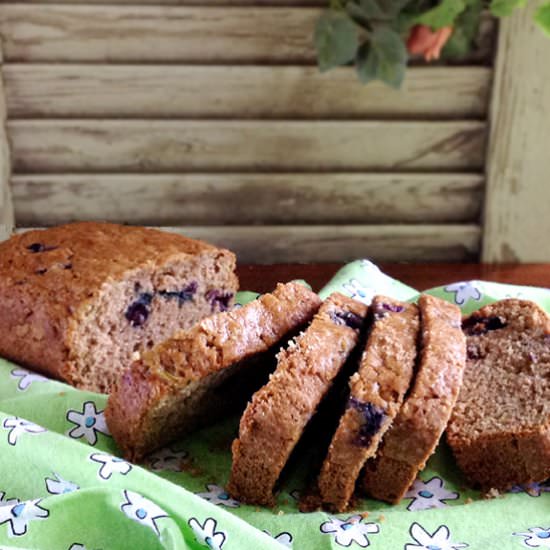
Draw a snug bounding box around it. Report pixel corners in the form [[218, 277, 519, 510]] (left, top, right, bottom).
[[227, 293, 368, 507], [316, 296, 419, 512], [0, 222, 238, 393], [362, 294, 466, 503], [447, 299, 550, 490], [105, 282, 322, 461]]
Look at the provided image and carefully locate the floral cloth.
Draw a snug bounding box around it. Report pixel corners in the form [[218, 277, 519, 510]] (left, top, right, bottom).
[[0, 259, 549, 549]]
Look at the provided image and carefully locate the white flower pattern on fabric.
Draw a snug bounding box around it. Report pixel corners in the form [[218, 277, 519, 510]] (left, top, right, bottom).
[[404, 477, 459, 511], [0, 498, 49, 537], [147, 447, 188, 472], [45, 473, 79, 495], [0, 492, 18, 508], [120, 490, 168, 537], [444, 282, 482, 306], [188, 517, 226, 550], [10, 368, 49, 391], [2, 417, 46, 446], [513, 527, 550, 548], [405, 523, 468, 550], [196, 485, 239, 508], [90, 453, 132, 480], [510, 481, 550, 497], [264, 530, 293, 548], [320, 515, 380, 548], [342, 279, 375, 305], [66, 401, 110, 445]]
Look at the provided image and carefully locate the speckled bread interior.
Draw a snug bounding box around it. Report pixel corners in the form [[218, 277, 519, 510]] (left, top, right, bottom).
[[447, 299, 550, 490], [0, 222, 238, 393]]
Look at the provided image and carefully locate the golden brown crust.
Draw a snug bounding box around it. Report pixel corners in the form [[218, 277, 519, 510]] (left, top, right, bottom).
[[227, 293, 367, 507], [447, 299, 550, 490], [0, 222, 234, 386], [106, 282, 322, 461], [317, 296, 419, 512], [362, 294, 466, 503]]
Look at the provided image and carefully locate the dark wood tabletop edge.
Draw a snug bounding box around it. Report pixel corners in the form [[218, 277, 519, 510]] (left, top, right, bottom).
[[236, 263, 550, 293]]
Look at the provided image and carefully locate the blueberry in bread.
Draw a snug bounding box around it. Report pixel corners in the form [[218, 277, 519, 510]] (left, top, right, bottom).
[[317, 296, 419, 512], [106, 282, 322, 462], [0, 222, 238, 393], [362, 294, 466, 503], [227, 293, 368, 507], [447, 299, 550, 491]]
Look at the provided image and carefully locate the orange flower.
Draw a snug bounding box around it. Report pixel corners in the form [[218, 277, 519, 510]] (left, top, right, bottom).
[[407, 24, 453, 62]]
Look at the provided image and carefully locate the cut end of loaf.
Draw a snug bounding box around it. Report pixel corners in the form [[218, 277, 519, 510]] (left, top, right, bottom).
[[66, 249, 238, 393], [447, 299, 550, 490], [106, 281, 322, 461]]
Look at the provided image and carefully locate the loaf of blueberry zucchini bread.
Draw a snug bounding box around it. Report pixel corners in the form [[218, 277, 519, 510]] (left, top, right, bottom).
[[0, 222, 238, 393]]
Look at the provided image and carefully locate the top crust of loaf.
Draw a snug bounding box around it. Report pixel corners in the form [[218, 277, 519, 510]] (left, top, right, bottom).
[[227, 293, 367, 507], [106, 282, 322, 461], [362, 294, 466, 503], [0, 222, 231, 302], [0, 222, 236, 382]]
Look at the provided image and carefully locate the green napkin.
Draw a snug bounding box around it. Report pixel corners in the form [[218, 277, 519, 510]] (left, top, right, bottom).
[[1, 259, 549, 550]]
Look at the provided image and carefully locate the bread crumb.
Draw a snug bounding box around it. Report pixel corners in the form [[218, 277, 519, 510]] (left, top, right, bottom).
[[360, 511, 369, 519], [58, 392, 66, 397], [255, 507, 260, 513], [465, 497, 473, 504], [483, 488, 502, 499], [131, 351, 141, 362], [277, 510, 284, 516], [378, 515, 386, 522]]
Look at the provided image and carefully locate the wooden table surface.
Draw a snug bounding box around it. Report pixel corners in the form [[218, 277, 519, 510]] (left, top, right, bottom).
[[237, 263, 550, 293]]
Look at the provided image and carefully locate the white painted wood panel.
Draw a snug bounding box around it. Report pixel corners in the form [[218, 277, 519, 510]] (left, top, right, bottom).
[[11, 173, 484, 226], [3, 65, 491, 119], [8, 120, 487, 173], [482, 1, 550, 262], [0, 5, 319, 62]]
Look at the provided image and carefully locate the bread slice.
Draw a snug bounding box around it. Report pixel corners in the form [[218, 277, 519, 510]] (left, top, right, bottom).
[[316, 296, 419, 512], [106, 282, 321, 461], [362, 294, 466, 503], [447, 299, 550, 490], [0, 222, 238, 393], [227, 293, 368, 507]]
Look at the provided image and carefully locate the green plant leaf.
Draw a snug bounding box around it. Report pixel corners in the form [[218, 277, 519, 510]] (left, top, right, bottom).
[[489, 0, 526, 17], [442, 0, 483, 58], [356, 27, 408, 88], [535, 2, 550, 36], [416, 0, 467, 29], [315, 11, 359, 72]]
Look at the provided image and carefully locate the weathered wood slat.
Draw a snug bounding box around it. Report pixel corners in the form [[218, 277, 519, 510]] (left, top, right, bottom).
[[14, 224, 481, 263], [3, 64, 491, 119], [0, 50, 14, 241], [11, 173, 484, 226], [482, 1, 550, 262], [0, 5, 319, 62], [8, 120, 487, 173], [0, 5, 495, 64]]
